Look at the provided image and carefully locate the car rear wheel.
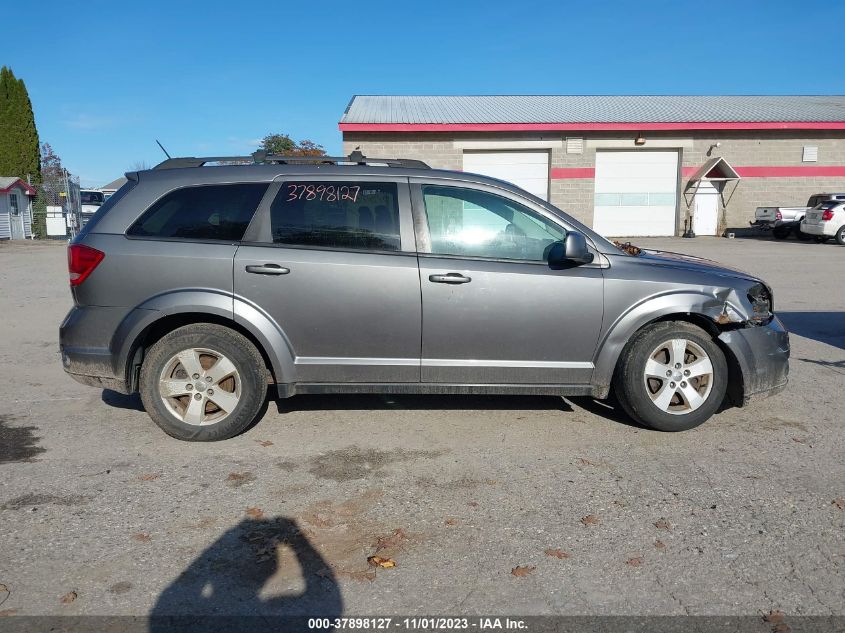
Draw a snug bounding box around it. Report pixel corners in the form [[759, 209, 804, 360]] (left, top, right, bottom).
[[772, 226, 790, 240], [139, 324, 268, 441], [836, 226, 845, 246], [613, 322, 727, 432]]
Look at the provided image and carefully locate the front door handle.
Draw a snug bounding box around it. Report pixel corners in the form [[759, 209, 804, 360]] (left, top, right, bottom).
[[245, 264, 290, 275], [429, 273, 471, 284]]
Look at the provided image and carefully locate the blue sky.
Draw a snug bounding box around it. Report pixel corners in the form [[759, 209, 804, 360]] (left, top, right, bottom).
[[4, 0, 844, 186]]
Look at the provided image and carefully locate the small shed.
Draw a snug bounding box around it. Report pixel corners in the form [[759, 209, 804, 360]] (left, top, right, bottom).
[[0, 177, 37, 240]]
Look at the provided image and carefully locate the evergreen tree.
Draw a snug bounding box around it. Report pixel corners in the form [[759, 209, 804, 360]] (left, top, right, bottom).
[[0, 66, 40, 181]]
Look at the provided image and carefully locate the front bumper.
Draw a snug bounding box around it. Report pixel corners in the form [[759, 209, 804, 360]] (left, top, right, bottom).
[[717, 316, 790, 405]]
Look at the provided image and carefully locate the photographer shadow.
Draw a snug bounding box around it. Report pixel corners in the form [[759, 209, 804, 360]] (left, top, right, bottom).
[[149, 516, 342, 633]]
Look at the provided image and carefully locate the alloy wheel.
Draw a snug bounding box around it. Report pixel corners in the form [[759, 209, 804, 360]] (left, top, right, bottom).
[[643, 338, 714, 415], [158, 348, 241, 425]]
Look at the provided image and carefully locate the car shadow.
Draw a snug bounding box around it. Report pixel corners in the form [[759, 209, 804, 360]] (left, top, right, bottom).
[[101, 389, 145, 411], [778, 311, 845, 350], [274, 393, 574, 414], [101, 388, 650, 432], [149, 516, 342, 633]]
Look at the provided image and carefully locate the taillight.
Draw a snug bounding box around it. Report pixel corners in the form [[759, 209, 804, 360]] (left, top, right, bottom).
[[68, 244, 104, 286], [775, 211, 782, 221], [821, 209, 835, 221]]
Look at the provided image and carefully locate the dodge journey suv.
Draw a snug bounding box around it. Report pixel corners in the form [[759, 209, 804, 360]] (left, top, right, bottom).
[[60, 152, 789, 441]]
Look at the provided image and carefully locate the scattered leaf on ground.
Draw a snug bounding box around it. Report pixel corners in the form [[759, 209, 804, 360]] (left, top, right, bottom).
[[485, 479, 498, 485], [256, 440, 274, 447], [60, 591, 77, 604], [581, 514, 600, 526], [832, 499, 845, 510], [226, 472, 256, 487], [138, 473, 160, 481], [374, 528, 408, 552], [246, 507, 265, 519], [445, 518, 459, 526], [511, 565, 536, 577], [467, 501, 479, 507], [764, 610, 786, 624], [654, 540, 666, 549], [0, 585, 7, 593], [763, 610, 790, 633], [131, 533, 151, 543], [654, 519, 672, 530], [577, 457, 596, 466], [367, 555, 396, 568], [0, 609, 17, 617], [626, 556, 644, 567], [791, 437, 806, 444], [544, 548, 570, 559]]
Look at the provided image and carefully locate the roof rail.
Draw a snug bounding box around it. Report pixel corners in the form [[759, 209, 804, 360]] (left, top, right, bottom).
[[154, 150, 430, 170]]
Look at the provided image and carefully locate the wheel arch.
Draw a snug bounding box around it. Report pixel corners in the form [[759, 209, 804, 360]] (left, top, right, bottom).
[[592, 292, 746, 402], [112, 291, 295, 393]]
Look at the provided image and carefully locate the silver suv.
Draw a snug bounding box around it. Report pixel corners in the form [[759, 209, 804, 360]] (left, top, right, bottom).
[[60, 152, 789, 441]]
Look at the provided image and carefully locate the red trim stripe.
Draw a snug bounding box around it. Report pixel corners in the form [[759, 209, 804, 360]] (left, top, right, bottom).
[[734, 165, 845, 177], [555, 165, 845, 180], [339, 121, 845, 132], [550, 167, 595, 179]]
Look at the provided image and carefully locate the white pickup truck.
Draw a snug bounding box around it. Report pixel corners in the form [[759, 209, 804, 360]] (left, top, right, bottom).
[[752, 193, 845, 239]]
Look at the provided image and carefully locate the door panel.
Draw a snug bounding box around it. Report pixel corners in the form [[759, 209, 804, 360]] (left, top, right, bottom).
[[693, 181, 719, 235], [419, 257, 603, 383], [234, 177, 421, 384], [413, 182, 604, 384], [235, 247, 422, 382]]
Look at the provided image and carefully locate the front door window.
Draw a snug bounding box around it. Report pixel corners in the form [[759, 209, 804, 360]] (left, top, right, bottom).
[[422, 185, 565, 261]]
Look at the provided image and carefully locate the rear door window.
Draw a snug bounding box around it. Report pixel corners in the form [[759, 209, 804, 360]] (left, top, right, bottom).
[[128, 183, 268, 241], [269, 181, 401, 251]]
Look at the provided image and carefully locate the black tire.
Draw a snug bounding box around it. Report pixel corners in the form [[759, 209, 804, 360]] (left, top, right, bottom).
[[794, 222, 812, 241], [139, 324, 268, 441], [612, 322, 728, 432], [772, 226, 790, 240], [836, 226, 845, 246]]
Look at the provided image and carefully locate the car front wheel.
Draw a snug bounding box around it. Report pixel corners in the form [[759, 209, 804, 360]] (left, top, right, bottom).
[[139, 324, 268, 441], [836, 226, 845, 246], [613, 322, 727, 432]]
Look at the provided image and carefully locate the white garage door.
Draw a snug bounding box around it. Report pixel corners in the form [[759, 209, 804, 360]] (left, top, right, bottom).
[[462, 151, 549, 201], [593, 151, 679, 237]]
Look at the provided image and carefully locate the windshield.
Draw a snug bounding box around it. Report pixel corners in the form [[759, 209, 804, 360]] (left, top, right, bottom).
[[81, 191, 105, 206]]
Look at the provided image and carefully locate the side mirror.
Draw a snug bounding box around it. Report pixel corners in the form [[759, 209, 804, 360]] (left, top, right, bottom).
[[547, 231, 594, 266]]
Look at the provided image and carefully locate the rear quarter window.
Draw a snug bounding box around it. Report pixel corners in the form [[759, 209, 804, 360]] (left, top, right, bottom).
[[127, 183, 269, 241], [269, 181, 401, 251]]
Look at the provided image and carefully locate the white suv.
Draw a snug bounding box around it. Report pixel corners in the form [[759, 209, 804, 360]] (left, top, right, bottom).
[[801, 202, 845, 244]]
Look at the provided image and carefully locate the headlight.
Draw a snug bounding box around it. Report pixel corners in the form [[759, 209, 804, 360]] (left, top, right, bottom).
[[747, 283, 773, 322]]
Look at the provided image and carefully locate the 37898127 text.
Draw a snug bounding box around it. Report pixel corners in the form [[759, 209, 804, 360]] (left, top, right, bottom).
[[286, 184, 361, 203]]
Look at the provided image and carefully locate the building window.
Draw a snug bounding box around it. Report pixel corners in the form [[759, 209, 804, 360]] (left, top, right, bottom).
[[802, 146, 818, 162], [9, 193, 19, 216]]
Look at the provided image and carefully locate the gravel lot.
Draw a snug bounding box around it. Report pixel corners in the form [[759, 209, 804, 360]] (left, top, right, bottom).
[[0, 236, 843, 623]]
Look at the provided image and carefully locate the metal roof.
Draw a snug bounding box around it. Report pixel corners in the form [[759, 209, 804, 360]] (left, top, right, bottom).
[[341, 95, 845, 124]]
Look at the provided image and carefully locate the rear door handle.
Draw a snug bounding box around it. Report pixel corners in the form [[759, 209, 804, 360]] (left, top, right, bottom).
[[429, 273, 471, 284], [245, 264, 290, 275]]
